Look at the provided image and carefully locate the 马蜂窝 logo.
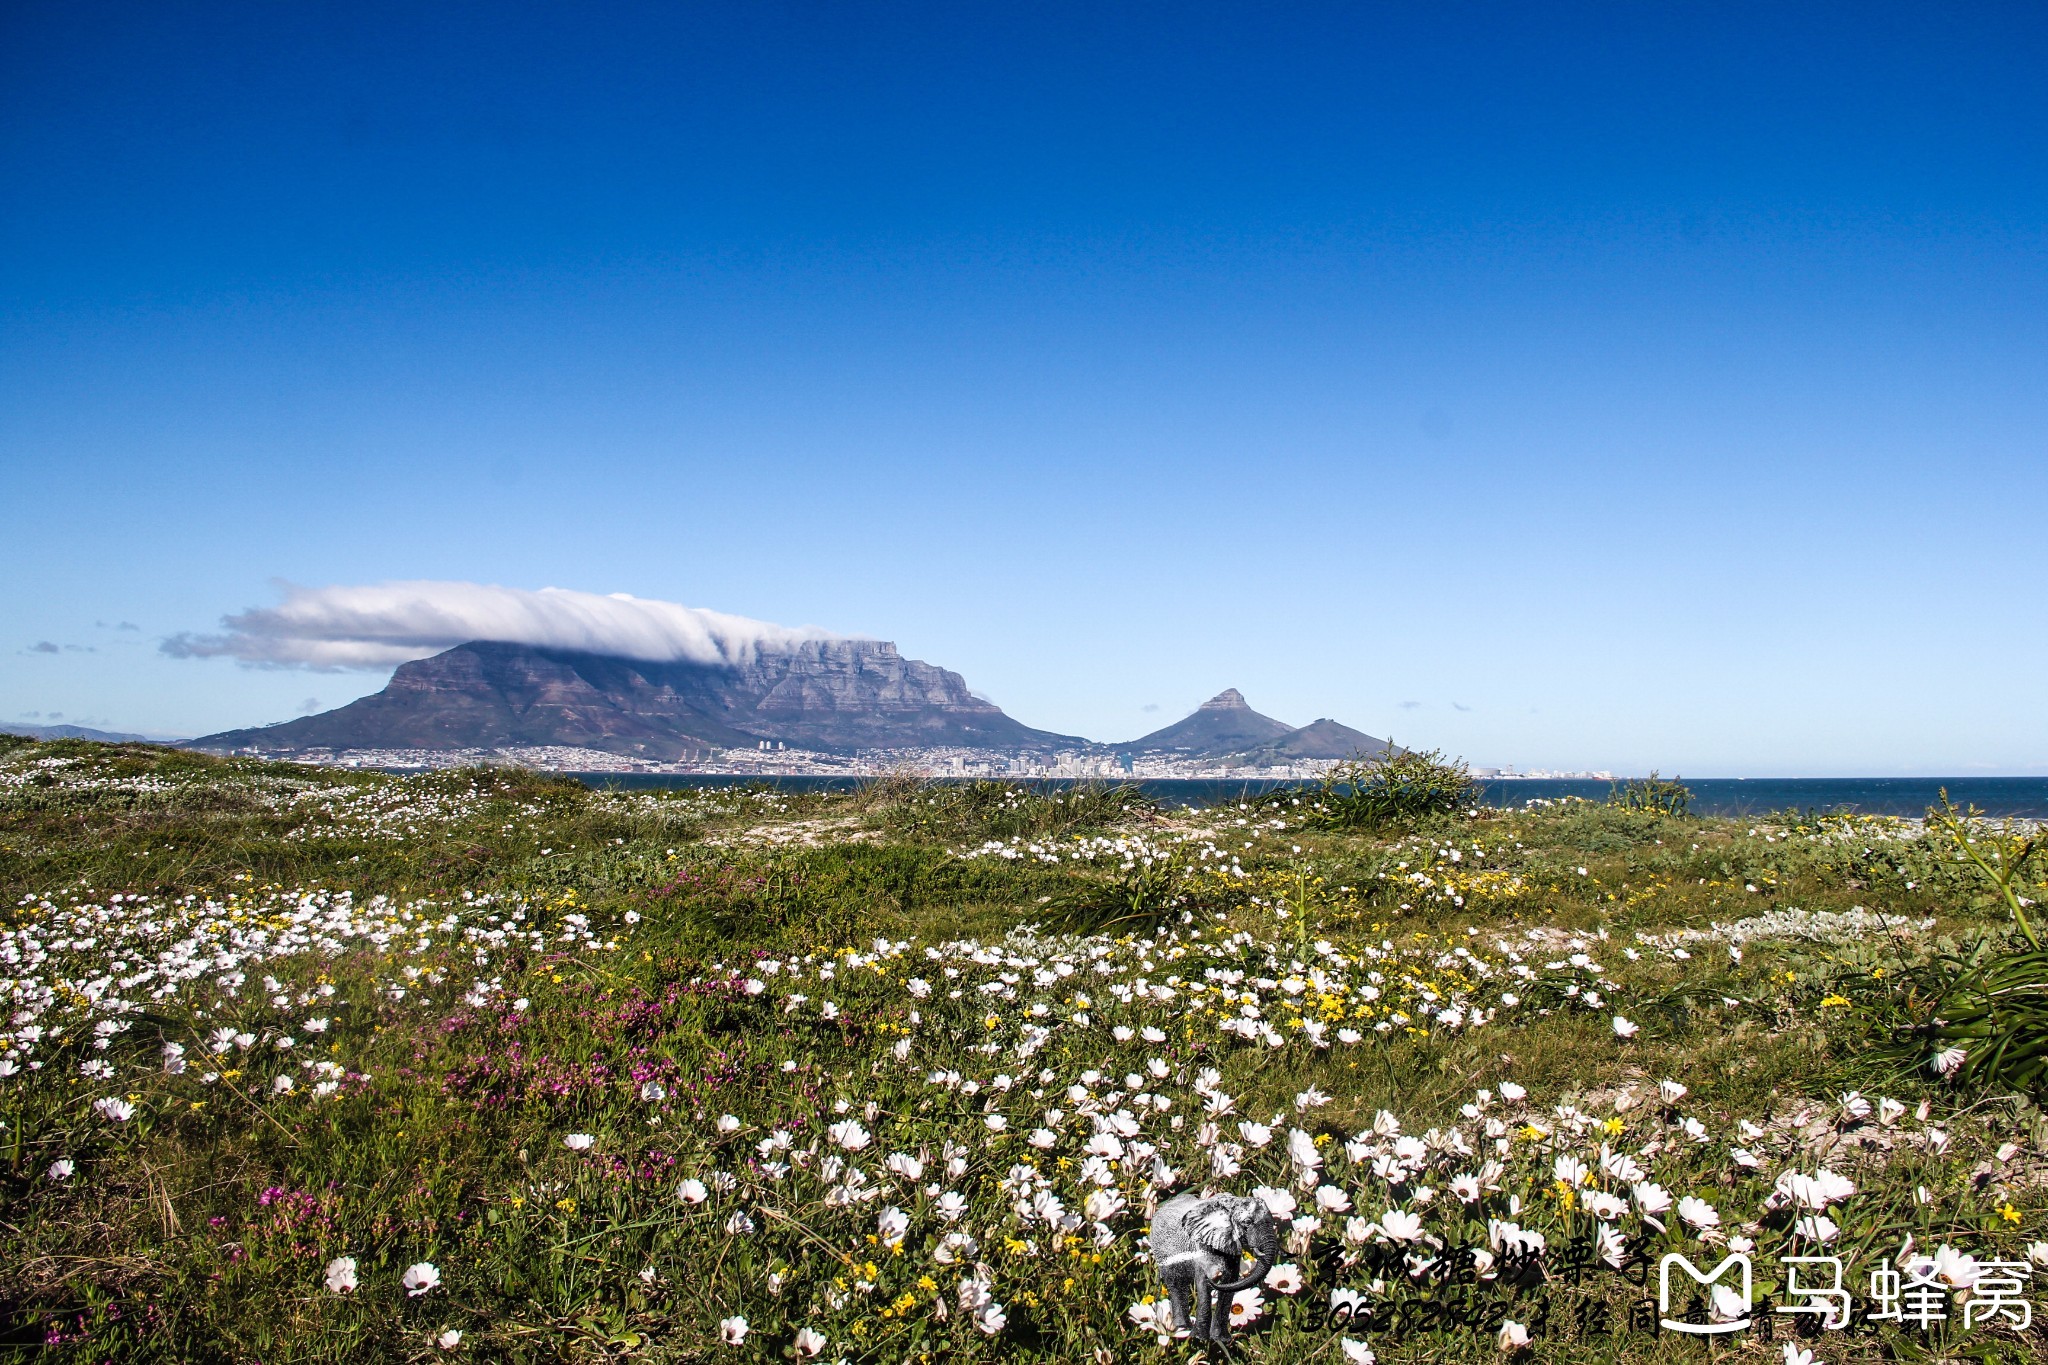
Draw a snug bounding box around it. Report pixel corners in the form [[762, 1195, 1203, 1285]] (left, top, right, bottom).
[[1659, 1253, 1751, 1335]]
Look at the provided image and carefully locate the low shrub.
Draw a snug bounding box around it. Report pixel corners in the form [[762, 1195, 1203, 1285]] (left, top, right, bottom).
[[1306, 747, 1476, 830], [1606, 772, 1692, 817]]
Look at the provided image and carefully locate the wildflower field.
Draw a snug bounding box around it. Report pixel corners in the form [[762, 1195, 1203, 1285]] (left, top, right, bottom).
[[3, 737, 2045, 1363]]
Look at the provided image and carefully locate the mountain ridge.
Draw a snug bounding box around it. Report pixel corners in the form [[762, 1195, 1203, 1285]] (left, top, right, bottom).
[[1238, 717, 1395, 762], [1114, 691, 1395, 765], [191, 639, 1087, 759], [2, 723, 178, 745], [1113, 689, 1297, 756], [189, 642, 1395, 766]]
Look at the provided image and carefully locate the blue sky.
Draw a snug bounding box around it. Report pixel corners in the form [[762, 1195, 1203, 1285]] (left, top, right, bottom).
[[3, 2, 2044, 774]]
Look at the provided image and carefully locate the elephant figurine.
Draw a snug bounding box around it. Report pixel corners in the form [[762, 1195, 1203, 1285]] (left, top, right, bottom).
[[1148, 1192, 1280, 1342]]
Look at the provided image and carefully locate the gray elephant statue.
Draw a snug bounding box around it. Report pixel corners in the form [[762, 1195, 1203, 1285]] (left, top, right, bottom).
[[1148, 1191, 1280, 1342]]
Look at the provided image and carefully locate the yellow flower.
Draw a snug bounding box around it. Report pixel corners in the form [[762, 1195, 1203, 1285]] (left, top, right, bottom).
[[1998, 1203, 2021, 1225]]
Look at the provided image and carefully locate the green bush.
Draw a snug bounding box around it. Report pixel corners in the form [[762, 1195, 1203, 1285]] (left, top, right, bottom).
[[1931, 941, 2048, 1095], [1913, 796, 2048, 1095], [874, 779, 1153, 843], [1306, 747, 1476, 830], [1606, 771, 1692, 817]]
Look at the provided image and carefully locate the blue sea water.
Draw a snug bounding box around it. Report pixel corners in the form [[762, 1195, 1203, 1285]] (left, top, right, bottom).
[[579, 773, 2048, 818]]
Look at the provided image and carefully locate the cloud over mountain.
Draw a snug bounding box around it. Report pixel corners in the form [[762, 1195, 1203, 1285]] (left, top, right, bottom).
[[162, 580, 849, 670]]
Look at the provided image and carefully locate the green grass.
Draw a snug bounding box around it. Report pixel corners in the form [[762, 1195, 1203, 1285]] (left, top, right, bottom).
[[1, 738, 2044, 1362]]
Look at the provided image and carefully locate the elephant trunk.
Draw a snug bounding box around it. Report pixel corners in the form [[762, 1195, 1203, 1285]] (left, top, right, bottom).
[[1214, 1254, 1272, 1294]]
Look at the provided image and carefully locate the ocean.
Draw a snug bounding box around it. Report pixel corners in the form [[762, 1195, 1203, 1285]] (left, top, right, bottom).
[[576, 773, 2048, 818]]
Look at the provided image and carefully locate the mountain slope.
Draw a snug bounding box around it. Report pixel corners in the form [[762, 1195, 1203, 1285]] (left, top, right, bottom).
[[1, 723, 174, 744], [190, 640, 1085, 758], [1240, 717, 1394, 762], [1115, 690, 1297, 756], [1114, 692, 1396, 764]]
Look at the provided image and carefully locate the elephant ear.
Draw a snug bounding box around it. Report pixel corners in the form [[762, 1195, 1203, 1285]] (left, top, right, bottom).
[[1187, 1202, 1238, 1252]]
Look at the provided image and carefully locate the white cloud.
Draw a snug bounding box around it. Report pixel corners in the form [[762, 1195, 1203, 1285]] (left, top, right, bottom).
[[163, 580, 850, 671]]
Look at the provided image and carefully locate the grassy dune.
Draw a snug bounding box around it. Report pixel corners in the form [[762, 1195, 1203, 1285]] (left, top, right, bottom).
[[1, 737, 2043, 1362]]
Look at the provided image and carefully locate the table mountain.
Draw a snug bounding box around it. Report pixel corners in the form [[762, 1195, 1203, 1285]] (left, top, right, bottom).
[[190, 639, 1085, 759]]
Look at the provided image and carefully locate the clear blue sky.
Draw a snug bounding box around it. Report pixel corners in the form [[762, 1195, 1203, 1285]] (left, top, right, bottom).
[[4, 2, 2044, 774]]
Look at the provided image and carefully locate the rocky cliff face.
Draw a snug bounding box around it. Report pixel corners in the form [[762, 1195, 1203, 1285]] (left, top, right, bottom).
[[192, 640, 1084, 758], [660, 638, 1067, 751]]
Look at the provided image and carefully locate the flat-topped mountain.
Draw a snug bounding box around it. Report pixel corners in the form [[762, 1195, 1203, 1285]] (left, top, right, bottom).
[[189, 639, 1395, 768], [192, 639, 1085, 759], [1117, 690, 1394, 764]]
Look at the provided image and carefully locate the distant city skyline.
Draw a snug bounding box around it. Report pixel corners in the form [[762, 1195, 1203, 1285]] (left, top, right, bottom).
[[3, 3, 2044, 776]]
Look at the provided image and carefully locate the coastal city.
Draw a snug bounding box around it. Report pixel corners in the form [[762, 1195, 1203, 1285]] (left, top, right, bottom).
[[293, 742, 1614, 781]]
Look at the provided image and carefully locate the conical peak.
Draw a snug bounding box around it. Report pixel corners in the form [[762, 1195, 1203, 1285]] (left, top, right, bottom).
[[1200, 689, 1250, 710]]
